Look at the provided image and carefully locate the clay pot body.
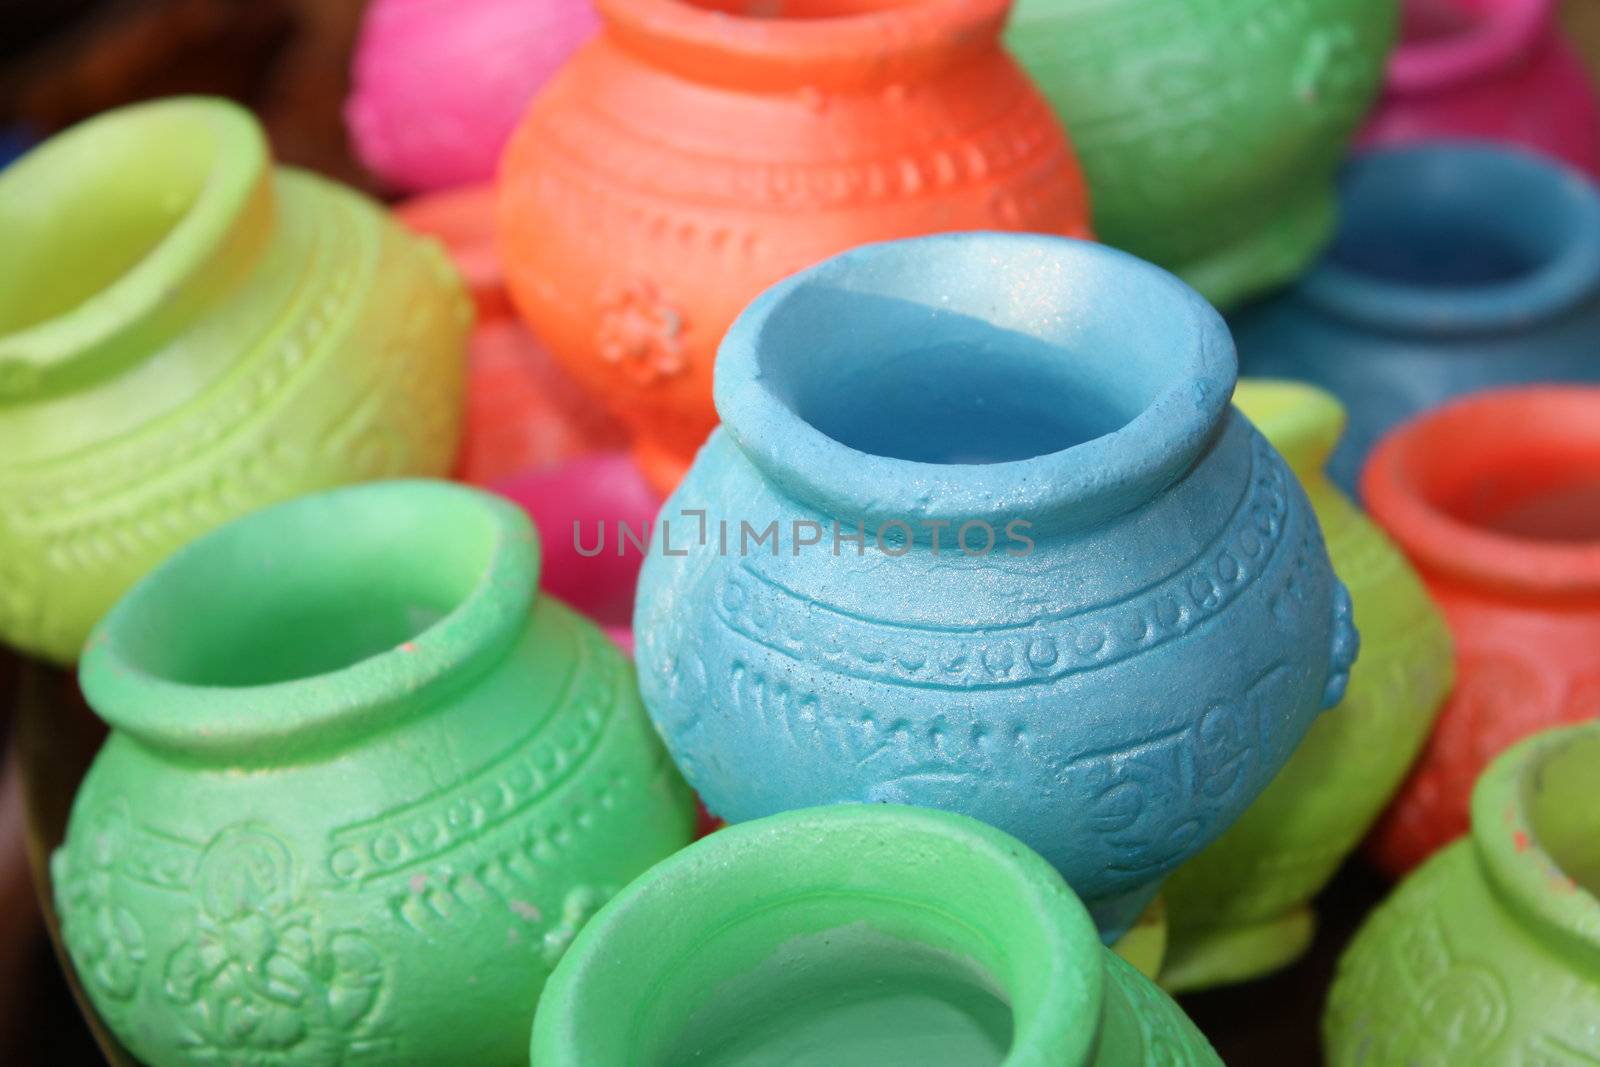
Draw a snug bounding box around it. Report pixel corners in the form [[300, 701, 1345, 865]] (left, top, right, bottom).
[[1325, 723, 1600, 1063], [392, 190, 632, 485], [0, 97, 469, 665], [633, 233, 1356, 940], [532, 804, 1221, 1066], [1232, 143, 1600, 494], [1358, 0, 1600, 174], [492, 452, 662, 641], [395, 184, 510, 322], [1362, 386, 1600, 876], [50, 480, 696, 1067], [453, 321, 632, 487], [346, 0, 600, 192], [1160, 381, 1453, 992], [499, 0, 1092, 492], [1006, 0, 1396, 311]]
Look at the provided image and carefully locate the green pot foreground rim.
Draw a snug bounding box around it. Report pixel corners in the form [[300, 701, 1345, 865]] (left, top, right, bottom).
[[77, 479, 541, 762], [0, 96, 267, 380], [1473, 721, 1600, 970], [531, 802, 1107, 1067]]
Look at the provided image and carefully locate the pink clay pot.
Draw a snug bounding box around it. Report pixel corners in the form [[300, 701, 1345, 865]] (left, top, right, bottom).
[[1359, 0, 1600, 175], [346, 0, 601, 192], [491, 453, 661, 645]]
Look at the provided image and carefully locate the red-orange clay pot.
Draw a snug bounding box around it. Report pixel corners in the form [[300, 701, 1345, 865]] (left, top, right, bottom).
[[394, 191, 632, 484], [1363, 386, 1600, 876], [455, 320, 631, 486], [395, 184, 509, 322], [499, 0, 1092, 491]]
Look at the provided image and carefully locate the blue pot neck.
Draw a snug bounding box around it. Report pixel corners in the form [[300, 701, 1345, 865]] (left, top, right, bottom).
[[713, 232, 1237, 540]]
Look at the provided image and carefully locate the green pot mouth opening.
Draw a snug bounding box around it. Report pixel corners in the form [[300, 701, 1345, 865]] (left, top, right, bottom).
[[1473, 722, 1600, 966], [0, 96, 269, 395], [79, 480, 540, 761], [532, 803, 1106, 1067]]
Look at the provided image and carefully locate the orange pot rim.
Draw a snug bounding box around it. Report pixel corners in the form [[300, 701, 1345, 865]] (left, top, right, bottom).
[[595, 0, 1011, 89], [1362, 385, 1600, 600]]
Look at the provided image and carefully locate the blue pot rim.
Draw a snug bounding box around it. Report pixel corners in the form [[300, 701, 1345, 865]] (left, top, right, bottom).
[[713, 232, 1237, 534], [1297, 141, 1600, 337]]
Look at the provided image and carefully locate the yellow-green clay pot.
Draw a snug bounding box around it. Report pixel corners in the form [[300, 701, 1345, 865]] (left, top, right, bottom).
[[1325, 722, 1600, 1064], [0, 96, 471, 664], [1159, 379, 1454, 992]]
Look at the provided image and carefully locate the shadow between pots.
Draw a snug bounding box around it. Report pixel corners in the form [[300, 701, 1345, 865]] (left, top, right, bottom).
[[10, 655, 139, 1067]]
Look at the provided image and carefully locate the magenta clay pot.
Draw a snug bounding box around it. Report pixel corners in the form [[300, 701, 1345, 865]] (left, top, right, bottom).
[[1359, 0, 1600, 174]]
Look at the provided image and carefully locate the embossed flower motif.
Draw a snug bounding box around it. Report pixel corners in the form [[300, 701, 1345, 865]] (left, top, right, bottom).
[[163, 827, 384, 1066], [53, 802, 147, 1003], [595, 279, 688, 387]]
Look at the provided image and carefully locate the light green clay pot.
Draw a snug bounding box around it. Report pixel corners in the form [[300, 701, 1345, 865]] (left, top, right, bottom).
[[1005, 0, 1396, 310], [1160, 380, 1453, 992], [51, 480, 696, 1067], [531, 803, 1222, 1067], [0, 96, 471, 664], [1325, 722, 1600, 1064]]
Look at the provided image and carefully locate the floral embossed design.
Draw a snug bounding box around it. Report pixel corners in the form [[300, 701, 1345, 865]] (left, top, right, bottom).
[[53, 800, 148, 1005], [162, 827, 385, 1066], [1330, 894, 1510, 1063], [595, 278, 688, 386]]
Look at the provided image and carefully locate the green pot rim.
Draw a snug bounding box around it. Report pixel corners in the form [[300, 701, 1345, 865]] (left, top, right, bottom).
[[0, 96, 269, 386], [78, 479, 540, 761], [1473, 721, 1600, 970], [531, 802, 1107, 1066]]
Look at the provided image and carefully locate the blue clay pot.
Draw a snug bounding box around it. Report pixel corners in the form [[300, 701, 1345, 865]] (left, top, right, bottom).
[[633, 233, 1357, 940], [1232, 142, 1600, 493]]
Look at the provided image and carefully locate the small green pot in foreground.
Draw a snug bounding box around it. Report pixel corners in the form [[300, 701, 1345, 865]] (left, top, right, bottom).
[[0, 96, 470, 664], [1161, 380, 1453, 992], [531, 803, 1221, 1067], [1325, 721, 1600, 1063], [51, 480, 696, 1067]]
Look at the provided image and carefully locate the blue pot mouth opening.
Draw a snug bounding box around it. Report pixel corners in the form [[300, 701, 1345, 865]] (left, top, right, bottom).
[[1301, 143, 1600, 336], [712, 232, 1236, 534]]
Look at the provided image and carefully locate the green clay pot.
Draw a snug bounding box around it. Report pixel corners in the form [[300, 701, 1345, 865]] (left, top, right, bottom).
[[51, 480, 696, 1067], [1325, 722, 1600, 1064], [531, 803, 1221, 1067], [1005, 0, 1396, 310], [0, 96, 471, 665], [1160, 380, 1453, 992]]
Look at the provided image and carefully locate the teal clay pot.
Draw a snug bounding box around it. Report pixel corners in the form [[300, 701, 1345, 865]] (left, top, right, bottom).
[[1160, 381, 1454, 992], [0, 96, 470, 664], [1325, 722, 1600, 1064], [531, 803, 1222, 1066], [51, 480, 696, 1067], [1006, 0, 1397, 310]]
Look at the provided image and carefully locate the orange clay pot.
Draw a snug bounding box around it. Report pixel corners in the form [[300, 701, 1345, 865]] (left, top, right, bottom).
[[454, 320, 631, 486], [395, 184, 508, 322], [499, 0, 1092, 491], [1363, 386, 1600, 876]]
